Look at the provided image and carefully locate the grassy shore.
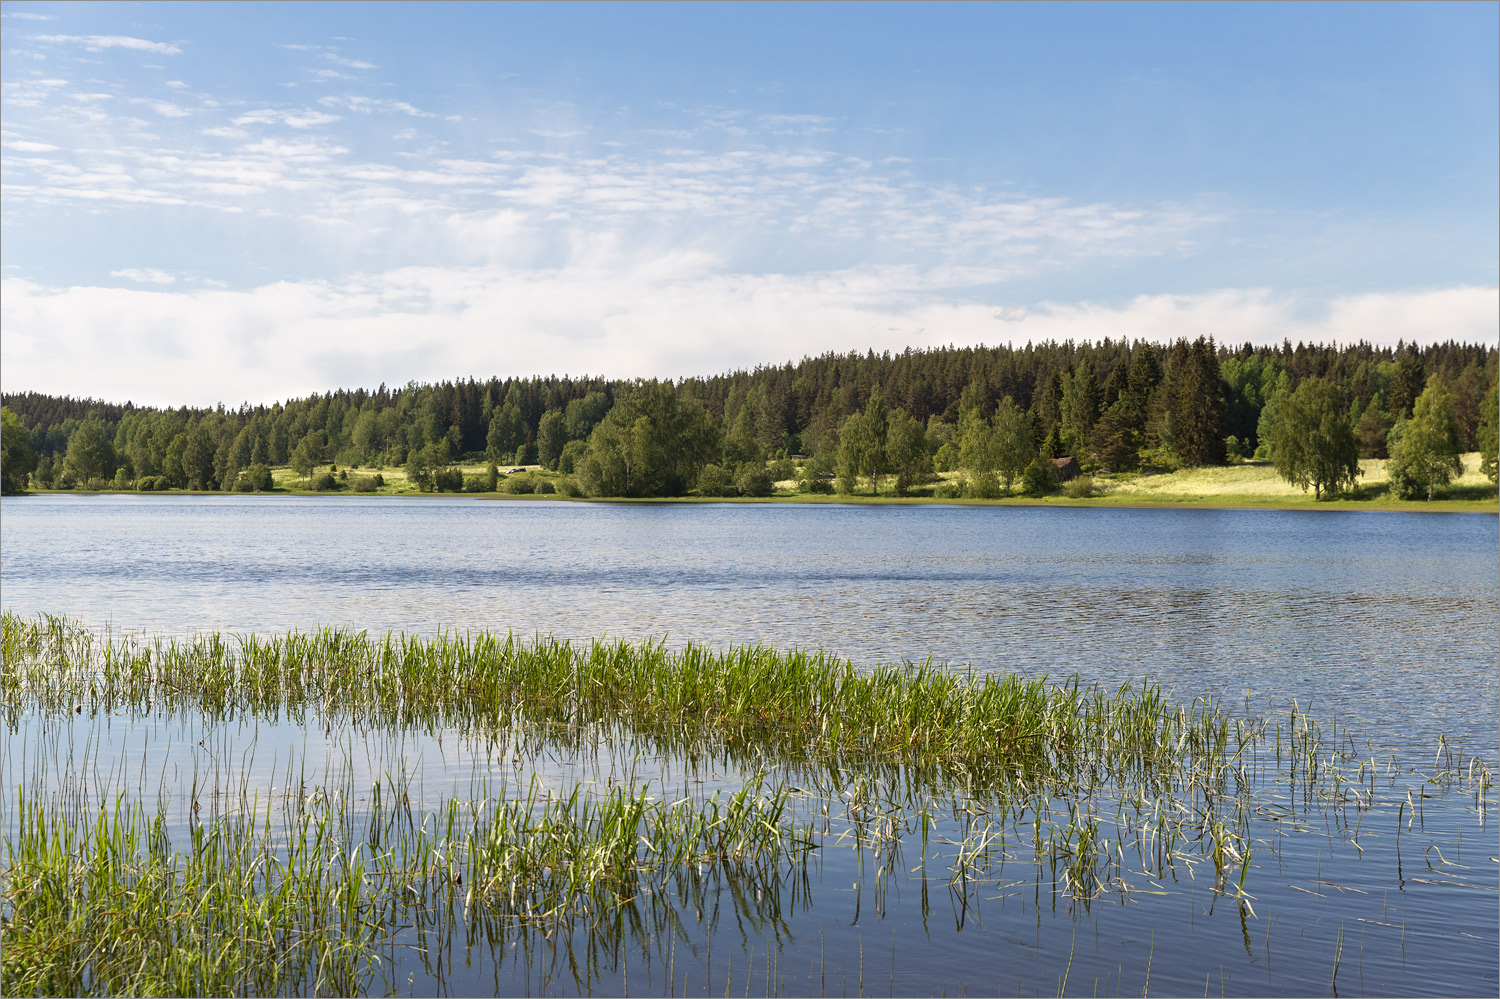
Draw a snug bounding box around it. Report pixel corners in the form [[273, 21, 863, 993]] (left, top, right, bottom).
[[15, 455, 1496, 512]]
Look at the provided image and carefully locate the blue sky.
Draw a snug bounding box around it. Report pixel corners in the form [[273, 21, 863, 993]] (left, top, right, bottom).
[[2, 1, 1495, 406]]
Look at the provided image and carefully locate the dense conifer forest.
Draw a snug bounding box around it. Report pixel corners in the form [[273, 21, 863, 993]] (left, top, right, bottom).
[[3, 338, 1496, 500]]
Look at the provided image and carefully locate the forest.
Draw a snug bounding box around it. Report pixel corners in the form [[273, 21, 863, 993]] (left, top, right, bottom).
[[3, 337, 1497, 501]]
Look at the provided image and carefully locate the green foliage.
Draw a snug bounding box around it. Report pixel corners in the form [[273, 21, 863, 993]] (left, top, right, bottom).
[[1022, 455, 1058, 496], [1, 406, 38, 493], [1136, 444, 1185, 474], [1270, 377, 1360, 499], [289, 430, 323, 480], [310, 470, 339, 491], [563, 391, 610, 441], [578, 381, 718, 498], [5, 339, 1493, 500], [1386, 382, 1463, 501], [1064, 475, 1095, 499], [883, 408, 929, 496], [501, 471, 537, 494], [237, 463, 274, 493], [836, 388, 888, 495], [1478, 382, 1498, 484], [536, 409, 568, 469], [1354, 405, 1392, 459], [486, 388, 526, 462], [992, 396, 1035, 497], [696, 463, 736, 497], [735, 463, 776, 497], [403, 441, 440, 492], [63, 420, 113, 487], [432, 466, 464, 492], [1092, 393, 1146, 471], [1160, 337, 1226, 466], [352, 475, 380, 493]]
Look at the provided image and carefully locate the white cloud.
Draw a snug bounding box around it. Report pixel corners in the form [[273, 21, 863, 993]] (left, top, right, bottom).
[[321, 53, 376, 70], [318, 95, 436, 117], [132, 98, 194, 118], [4, 265, 1493, 408], [35, 34, 182, 55], [4, 11, 57, 20], [233, 108, 341, 129], [109, 268, 177, 285], [5, 139, 59, 152]]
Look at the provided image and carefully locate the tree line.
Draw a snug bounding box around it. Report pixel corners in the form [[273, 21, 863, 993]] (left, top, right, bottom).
[[2, 337, 1496, 499]]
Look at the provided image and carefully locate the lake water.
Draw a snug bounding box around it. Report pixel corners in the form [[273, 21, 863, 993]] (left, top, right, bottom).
[[2, 494, 1497, 996], [3, 494, 1496, 747]]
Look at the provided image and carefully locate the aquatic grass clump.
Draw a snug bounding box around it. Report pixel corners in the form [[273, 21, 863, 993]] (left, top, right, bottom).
[[0, 614, 1249, 793], [0, 775, 813, 998]]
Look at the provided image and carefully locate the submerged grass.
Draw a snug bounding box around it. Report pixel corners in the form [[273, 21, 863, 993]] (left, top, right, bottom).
[[2, 771, 811, 997], [3, 614, 1492, 996], [0, 613, 1247, 796]]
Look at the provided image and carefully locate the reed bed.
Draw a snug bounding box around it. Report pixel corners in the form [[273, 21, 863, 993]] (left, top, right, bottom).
[[0, 613, 1248, 794], [3, 613, 1493, 996], [1, 768, 811, 997]]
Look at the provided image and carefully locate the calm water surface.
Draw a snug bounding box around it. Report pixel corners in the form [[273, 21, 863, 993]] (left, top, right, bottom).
[[2, 494, 1496, 996]]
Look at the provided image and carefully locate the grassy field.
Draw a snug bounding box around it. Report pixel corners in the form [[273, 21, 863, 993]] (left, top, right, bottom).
[[22, 454, 1498, 511]]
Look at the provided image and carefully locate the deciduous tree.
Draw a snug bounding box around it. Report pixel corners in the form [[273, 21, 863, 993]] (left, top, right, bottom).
[[1270, 377, 1360, 499]]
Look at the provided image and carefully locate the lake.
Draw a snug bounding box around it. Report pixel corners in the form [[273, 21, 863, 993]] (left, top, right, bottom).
[[2, 494, 1496, 996]]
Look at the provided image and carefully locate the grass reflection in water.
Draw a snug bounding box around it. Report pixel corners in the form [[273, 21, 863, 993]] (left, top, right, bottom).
[[1, 613, 1492, 996]]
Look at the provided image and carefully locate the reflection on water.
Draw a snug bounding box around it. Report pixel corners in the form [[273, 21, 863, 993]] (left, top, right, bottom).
[[3, 496, 1496, 749], [2, 496, 1497, 995]]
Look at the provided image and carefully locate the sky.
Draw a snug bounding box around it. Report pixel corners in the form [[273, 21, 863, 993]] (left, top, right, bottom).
[[1, 2, 1496, 407]]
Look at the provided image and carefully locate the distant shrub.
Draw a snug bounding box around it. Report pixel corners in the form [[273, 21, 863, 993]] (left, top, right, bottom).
[[963, 472, 1001, 500], [433, 467, 464, 492], [463, 475, 490, 493], [502, 472, 537, 494], [697, 464, 737, 497], [1022, 457, 1058, 496], [352, 475, 380, 493], [768, 458, 795, 482], [535, 479, 556, 494], [933, 480, 962, 499], [555, 476, 582, 497], [1137, 445, 1185, 474], [238, 463, 273, 493], [1064, 475, 1095, 499], [231, 476, 255, 493], [735, 464, 775, 497], [135, 476, 162, 492], [311, 471, 339, 491]]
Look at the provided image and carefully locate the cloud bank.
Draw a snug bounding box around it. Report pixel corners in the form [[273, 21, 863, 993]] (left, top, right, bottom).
[[4, 267, 1493, 408]]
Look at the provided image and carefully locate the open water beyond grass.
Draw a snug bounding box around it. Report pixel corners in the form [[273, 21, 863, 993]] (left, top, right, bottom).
[[0, 496, 1496, 996]]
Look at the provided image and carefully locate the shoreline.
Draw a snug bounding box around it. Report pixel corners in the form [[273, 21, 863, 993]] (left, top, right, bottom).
[[7, 487, 1495, 514]]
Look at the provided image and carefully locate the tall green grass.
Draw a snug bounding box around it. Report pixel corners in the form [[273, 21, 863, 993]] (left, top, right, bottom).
[[1, 771, 811, 997], [0, 613, 1247, 794]]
